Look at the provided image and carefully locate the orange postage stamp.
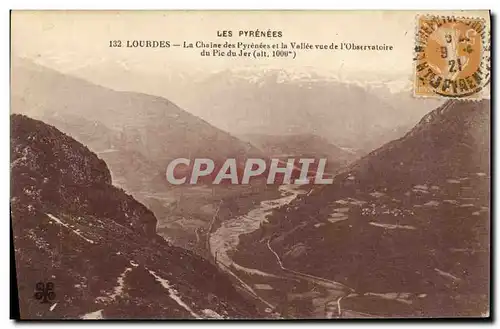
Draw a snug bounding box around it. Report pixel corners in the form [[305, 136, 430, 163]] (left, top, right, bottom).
[[414, 15, 490, 99]]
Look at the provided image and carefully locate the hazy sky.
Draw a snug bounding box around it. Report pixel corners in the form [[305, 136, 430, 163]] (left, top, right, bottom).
[[11, 10, 490, 85]]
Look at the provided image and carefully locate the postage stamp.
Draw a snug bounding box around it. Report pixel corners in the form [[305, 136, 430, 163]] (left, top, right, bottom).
[[414, 15, 490, 99]]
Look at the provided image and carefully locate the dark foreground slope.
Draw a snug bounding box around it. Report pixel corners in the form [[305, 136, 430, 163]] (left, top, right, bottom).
[[235, 100, 490, 317], [10, 114, 257, 319]]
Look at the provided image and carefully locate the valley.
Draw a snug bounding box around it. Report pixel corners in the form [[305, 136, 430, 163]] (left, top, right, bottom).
[[228, 99, 490, 317]]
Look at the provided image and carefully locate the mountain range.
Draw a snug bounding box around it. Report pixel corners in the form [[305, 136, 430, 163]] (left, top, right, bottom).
[[10, 114, 259, 319], [159, 69, 441, 153], [11, 58, 272, 250], [11, 58, 262, 193], [33, 61, 442, 154], [11, 56, 488, 318]]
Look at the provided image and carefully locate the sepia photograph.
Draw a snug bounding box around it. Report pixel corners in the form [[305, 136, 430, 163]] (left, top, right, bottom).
[[9, 10, 491, 319]]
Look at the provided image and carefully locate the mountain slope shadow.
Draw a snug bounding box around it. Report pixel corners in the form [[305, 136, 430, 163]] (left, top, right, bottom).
[[234, 99, 490, 317]]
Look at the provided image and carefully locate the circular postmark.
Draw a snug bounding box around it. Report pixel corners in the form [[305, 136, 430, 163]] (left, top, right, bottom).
[[414, 15, 490, 98]]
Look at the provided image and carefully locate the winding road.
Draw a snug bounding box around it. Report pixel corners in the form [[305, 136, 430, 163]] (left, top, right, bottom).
[[207, 184, 361, 318], [266, 238, 355, 317]]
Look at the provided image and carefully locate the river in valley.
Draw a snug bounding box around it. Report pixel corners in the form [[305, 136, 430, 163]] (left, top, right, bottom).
[[208, 183, 420, 318], [208, 184, 357, 318], [209, 184, 304, 271]]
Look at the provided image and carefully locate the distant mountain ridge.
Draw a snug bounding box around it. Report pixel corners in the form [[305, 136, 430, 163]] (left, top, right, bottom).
[[170, 69, 437, 153], [11, 58, 262, 192], [34, 61, 439, 154]]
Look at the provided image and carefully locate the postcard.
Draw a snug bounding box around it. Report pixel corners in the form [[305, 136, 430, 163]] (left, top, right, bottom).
[[10, 10, 491, 319]]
